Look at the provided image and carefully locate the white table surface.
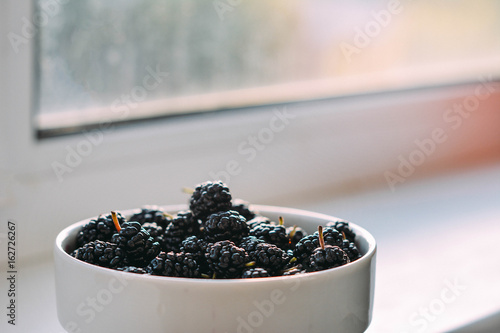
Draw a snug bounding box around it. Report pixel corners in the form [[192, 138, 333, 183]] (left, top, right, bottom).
[[2, 163, 500, 333]]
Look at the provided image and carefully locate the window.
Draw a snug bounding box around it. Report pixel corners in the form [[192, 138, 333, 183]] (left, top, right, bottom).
[[35, 0, 500, 136]]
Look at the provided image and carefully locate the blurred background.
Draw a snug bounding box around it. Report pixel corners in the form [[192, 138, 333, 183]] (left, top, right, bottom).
[[1, 0, 500, 332]]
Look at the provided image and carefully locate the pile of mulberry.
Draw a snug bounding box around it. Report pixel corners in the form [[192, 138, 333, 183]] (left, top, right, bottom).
[[69, 180, 363, 279]]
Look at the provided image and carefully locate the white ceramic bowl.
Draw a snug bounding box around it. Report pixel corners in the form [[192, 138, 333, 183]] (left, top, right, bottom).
[[54, 205, 376, 333]]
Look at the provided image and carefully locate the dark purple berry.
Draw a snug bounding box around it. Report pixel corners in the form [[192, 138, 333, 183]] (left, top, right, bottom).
[[205, 240, 250, 279], [231, 199, 257, 221], [326, 220, 356, 242], [242, 267, 270, 278], [189, 181, 232, 221], [164, 211, 201, 252], [314, 227, 344, 247], [117, 266, 148, 274], [148, 251, 202, 278], [71, 240, 125, 268], [293, 234, 320, 265], [129, 206, 171, 228], [204, 210, 249, 243], [287, 225, 307, 248], [111, 221, 161, 266], [250, 223, 289, 249], [142, 222, 167, 251], [238, 236, 265, 253], [246, 216, 271, 229], [247, 243, 290, 274], [341, 239, 361, 262], [308, 245, 349, 272], [76, 212, 125, 247], [180, 236, 208, 260]]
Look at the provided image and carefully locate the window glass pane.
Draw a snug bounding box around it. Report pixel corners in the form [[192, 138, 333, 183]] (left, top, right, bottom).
[[37, 0, 500, 125]]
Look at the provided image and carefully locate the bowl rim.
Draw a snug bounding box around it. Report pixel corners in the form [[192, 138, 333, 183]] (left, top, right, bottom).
[[55, 204, 377, 284]]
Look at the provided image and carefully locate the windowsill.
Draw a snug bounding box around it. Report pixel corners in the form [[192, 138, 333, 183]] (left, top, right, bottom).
[[36, 58, 500, 137], [4, 162, 500, 333], [294, 162, 500, 333]]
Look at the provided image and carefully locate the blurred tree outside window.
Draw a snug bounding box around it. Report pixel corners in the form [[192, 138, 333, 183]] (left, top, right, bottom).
[[36, 0, 500, 128]]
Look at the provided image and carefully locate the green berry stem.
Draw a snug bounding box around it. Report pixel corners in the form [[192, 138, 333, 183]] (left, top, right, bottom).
[[278, 216, 284, 226], [111, 211, 122, 232], [245, 261, 256, 267], [182, 187, 195, 195], [289, 225, 297, 240], [318, 226, 325, 250], [163, 212, 174, 219]]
